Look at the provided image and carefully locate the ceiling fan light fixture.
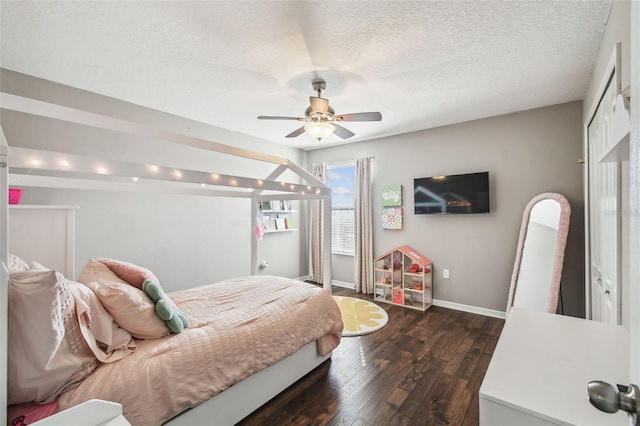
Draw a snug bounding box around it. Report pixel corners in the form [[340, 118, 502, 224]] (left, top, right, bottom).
[[305, 122, 335, 141], [258, 79, 381, 141]]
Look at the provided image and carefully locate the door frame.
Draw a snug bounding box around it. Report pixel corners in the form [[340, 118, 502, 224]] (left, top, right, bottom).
[[583, 42, 622, 321], [629, 0, 639, 385]]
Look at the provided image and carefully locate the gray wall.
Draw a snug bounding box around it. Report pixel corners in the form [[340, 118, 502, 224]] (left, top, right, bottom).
[[1, 71, 587, 315], [1, 70, 310, 290], [14, 188, 309, 292], [309, 102, 585, 316]]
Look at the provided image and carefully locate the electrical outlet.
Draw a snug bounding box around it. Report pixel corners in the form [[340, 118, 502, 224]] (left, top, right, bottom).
[[443, 269, 450, 279]]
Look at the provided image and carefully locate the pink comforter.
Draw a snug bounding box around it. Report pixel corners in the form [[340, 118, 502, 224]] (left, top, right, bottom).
[[57, 275, 343, 425]]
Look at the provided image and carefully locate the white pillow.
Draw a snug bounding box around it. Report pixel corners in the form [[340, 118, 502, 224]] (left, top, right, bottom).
[[8, 269, 137, 405], [8, 253, 29, 273], [28, 260, 50, 271], [8, 270, 99, 405]]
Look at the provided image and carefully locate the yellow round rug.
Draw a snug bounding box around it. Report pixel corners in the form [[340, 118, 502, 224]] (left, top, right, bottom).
[[333, 296, 389, 336]]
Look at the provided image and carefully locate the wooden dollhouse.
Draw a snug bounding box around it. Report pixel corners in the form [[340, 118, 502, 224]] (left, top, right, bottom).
[[374, 245, 433, 311]]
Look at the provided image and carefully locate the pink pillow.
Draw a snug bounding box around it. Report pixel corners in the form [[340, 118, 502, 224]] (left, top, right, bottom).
[[96, 258, 178, 309], [8, 401, 59, 425], [69, 281, 137, 362], [78, 260, 170, 339], [78, 258, 120, 288], [97, 258, 159, 289]]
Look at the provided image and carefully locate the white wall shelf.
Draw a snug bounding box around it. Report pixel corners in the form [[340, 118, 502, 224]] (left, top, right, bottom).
[[259, 201, 297, 233], [598, 93, 631, 163]]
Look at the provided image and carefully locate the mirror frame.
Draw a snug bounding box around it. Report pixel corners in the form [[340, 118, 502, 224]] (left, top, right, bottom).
[[506, 192, 571, 315]]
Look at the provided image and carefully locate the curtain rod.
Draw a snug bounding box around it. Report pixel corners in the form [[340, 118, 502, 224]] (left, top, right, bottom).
[[325, 156, 375, 166]]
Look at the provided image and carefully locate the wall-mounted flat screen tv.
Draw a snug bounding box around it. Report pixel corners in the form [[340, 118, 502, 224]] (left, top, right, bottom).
[[414, 172, 490, 214]]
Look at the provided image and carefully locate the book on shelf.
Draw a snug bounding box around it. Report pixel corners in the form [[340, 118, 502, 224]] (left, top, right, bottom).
[[275, 217, 286, 230], [262, 217, 277, 232], [260, 201, 272, 211], [392, 288, 404, 305], [278, 213, 294, 229], [284, 217, 294, 229]]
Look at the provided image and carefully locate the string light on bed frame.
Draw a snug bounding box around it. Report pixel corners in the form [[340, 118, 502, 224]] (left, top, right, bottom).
[[8, 147, 331, 196]]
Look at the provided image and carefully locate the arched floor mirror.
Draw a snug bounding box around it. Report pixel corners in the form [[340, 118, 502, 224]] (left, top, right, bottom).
[[506, 193, 571, 315]]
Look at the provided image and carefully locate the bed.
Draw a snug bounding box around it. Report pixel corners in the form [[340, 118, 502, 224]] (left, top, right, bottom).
[[7, 254, 342, 425], [0, 72, 339, 425]]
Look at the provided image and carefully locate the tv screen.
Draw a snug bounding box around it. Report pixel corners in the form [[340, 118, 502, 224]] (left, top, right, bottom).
[[414, 172, 490, 214]]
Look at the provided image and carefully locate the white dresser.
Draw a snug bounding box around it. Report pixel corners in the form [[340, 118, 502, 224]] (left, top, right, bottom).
[[32, 400, 130, 426], [479, 307, 630, 426]]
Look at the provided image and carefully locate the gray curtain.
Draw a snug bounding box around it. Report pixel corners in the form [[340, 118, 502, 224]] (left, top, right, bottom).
[[309, 163, 326, 284], [355, 157, 374, 294]]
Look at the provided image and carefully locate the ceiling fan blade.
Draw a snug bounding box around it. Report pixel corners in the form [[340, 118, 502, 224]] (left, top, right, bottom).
[[309, 97, 329, 114], [285, 126, 306, 138], [333, 124, 355, 139], [335, 112, 382, 122], [257, 116, 304, 121]]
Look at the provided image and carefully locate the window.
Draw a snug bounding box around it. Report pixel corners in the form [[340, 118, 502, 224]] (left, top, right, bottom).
[[327, 163, 355, 255]]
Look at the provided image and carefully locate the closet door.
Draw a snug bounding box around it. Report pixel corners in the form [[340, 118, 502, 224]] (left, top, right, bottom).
[[587, 73, 621, 325]]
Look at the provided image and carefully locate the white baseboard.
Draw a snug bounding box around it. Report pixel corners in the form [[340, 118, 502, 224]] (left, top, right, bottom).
[[331, 280, 354, 289], [295, 276, 354, 290], [297, 277, 505, 319], [433, 299, 506, 319]]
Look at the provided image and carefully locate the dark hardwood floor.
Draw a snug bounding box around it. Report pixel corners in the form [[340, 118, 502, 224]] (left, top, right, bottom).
[[238, 287, 504, 426]]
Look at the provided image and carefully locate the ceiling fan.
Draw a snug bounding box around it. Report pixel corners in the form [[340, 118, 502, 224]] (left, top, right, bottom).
[[257, 79, 382, 141]]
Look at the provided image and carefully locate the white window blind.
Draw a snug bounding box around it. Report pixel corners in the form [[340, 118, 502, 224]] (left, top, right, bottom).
[[327, 163, 355, 255]]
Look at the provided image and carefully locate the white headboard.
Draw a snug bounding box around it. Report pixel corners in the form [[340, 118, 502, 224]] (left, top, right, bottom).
[[9, 205, 78, 279], [1, 127, 8, 425]]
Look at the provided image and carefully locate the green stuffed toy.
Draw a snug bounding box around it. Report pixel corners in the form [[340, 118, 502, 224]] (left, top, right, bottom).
[[142, 279, 191, 334]]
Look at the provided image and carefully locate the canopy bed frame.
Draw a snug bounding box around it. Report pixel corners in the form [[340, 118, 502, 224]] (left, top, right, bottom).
[[0, 85, 334, 424]]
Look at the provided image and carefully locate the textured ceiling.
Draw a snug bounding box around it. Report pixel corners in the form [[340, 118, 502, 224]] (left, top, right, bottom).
[[0, 1, 612, 150]]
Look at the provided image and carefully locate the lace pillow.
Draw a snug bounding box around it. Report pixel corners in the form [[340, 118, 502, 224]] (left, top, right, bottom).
[[8, 253, 29, 273], [8, 270, 99, 405]]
